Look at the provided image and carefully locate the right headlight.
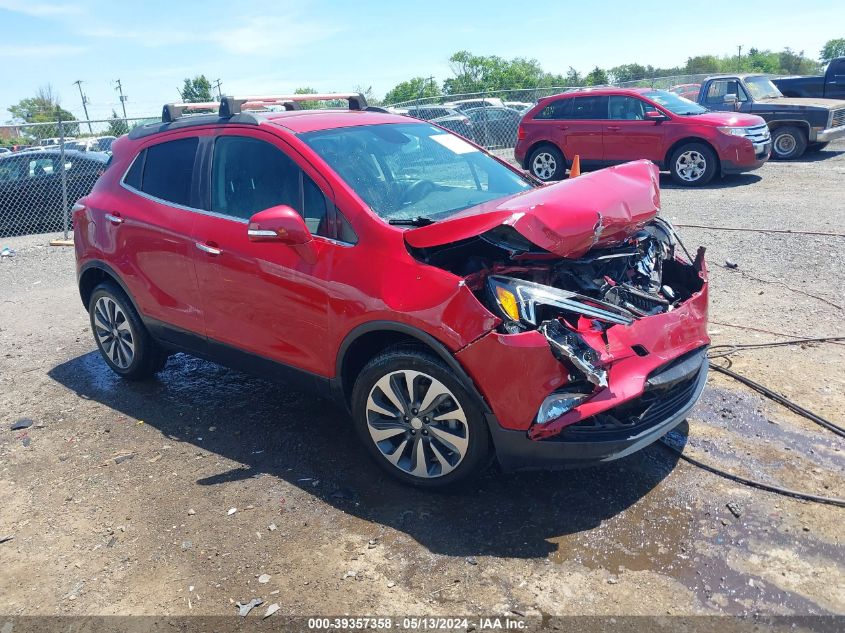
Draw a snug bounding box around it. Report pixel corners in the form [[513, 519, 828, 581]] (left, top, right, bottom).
[[717, 126, 750, 137]]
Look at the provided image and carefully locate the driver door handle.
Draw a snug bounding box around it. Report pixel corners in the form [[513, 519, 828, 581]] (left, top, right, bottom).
[[195, 242, 222, 256], [606, 126, 621, 131]]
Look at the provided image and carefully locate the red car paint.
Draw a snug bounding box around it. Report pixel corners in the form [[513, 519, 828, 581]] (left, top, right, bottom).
[[405, 160, 660, 258], [515, 87, 770, 178], [75, 107, 710, 474]]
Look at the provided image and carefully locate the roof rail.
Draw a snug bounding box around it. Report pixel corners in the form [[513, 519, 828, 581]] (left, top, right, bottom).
[[220, 92, 368, 117], [161, 92, 370, 123], [161, 101, 219, 123]]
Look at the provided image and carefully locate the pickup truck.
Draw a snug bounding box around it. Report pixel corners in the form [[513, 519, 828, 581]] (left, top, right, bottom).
[[694, 74, 845, 159], [773, 58, 845, 100]]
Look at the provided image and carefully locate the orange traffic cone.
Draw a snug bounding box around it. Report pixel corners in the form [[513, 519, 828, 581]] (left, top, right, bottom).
[[569, 154, 581, 178]]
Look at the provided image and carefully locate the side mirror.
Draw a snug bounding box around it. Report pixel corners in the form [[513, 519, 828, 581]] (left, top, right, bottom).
[[247, 205, 312, 245], [644, 110, 668, 122], [723, 94, 738, 104]]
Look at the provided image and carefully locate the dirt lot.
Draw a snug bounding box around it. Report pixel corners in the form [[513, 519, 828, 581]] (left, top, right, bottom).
[[0, 142, 843, 622]]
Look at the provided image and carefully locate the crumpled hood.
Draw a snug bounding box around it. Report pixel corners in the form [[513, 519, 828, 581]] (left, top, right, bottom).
[[404, 159, 660, 259]]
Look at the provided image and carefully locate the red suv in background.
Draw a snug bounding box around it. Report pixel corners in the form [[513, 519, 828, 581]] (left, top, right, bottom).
[[515, 88, 771, 186], [75, 93, 709, 488]]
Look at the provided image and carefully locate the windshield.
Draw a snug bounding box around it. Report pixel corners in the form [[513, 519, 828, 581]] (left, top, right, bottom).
[[300, 123, 533, 222], [643, 90, 707, 115], [744, 76, 782, 99]]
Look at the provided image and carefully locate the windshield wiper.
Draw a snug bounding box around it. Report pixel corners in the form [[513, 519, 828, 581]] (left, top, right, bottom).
[[388, 216, 434, 227]]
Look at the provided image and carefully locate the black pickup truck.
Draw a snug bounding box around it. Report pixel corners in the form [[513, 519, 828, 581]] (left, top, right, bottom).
[[695, 74, 845, 159], [773, 58, 845, 100]]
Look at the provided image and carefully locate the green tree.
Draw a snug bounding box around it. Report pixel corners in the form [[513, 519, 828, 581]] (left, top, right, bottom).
[[565, 67, 583, 86], [584, 66, 608, 86], [107, 110, 129, 137], [777, 48, 821, 75], [383, 77, 440, 104], [608, 63, 647, 83], [7, 85, 79, 139], [685, 55, 721, 74], [443, 51, 565, 95], [820, 38, 845, 64], [294, 86, 320, 109], [179, 75, 213, 102]]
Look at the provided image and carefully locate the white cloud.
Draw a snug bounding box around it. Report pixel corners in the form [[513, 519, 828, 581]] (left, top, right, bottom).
[[0, 43, 87, 57], [0, 0, 82, 17], [208, 15, 339, 56]]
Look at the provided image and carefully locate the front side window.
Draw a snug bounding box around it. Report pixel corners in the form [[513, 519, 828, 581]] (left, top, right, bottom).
[[210, 135, 340, 239], [301, 122, 532, 223], [140, 137, 198, 207], [608, 96, 647, 120], [743, 76, 781, 100]]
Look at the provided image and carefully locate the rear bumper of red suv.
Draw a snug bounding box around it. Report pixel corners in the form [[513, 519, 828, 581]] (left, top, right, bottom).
[[455, 253, 709, 471]]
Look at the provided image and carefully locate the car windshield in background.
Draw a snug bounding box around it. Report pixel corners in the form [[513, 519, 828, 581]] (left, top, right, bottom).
[[643, 90, 708, 115], [301, 123, 533, 223], [744, 76, 783, 100]]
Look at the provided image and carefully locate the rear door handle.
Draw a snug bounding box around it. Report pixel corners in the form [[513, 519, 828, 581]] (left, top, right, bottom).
[[557, 125, 569, 130], [606, 126, 621, 131], [104, 213, 123, 225], [195, 242, 222, 256]]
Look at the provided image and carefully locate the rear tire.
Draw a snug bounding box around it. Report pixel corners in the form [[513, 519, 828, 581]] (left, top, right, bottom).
[[669, 142, 717, 186], [528, 145, 565, 181], [88, 282, 163, 380], [350, 346, 490, 488], [771, 126, 807, 160]]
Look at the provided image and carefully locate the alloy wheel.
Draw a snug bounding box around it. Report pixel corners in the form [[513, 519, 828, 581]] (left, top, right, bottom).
[[93, 296, 135, 369], [675, 150, 707, 182], [365, 370, 469, 479], [531, 152, 557, 180]]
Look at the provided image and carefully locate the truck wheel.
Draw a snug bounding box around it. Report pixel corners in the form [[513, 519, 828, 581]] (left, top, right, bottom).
[[88, 282, 164, 380], [351, 346, 490, 488], [771, 126, 807, 160], [528, 145, 565, 181], [807, 142, 829, 153], [669, 143, 716, 186]]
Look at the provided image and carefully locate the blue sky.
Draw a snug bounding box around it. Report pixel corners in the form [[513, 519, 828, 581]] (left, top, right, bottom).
[[1, 0, 842, 121]]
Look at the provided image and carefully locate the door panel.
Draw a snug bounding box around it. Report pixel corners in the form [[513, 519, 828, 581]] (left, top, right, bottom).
[[99, 132, 207, 339], [555, 95, 607, 162], [603, 96, 666, 162], [192, 130, 335, 376]]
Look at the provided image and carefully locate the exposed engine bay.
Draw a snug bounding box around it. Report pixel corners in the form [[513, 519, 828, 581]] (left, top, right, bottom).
[[409, 216, 705, 392]]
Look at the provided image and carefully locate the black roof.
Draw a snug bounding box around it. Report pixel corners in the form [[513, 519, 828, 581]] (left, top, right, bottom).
[[128, 113, 262, 140]]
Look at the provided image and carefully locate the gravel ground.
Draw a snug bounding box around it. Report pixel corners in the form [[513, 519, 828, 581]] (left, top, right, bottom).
[[0, 142, 843, 621]]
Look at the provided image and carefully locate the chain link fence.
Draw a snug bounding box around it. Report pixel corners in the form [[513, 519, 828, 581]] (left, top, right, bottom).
[[0, 117, 154, 240]]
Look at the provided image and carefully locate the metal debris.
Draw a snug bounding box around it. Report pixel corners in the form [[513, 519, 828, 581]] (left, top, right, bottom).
[[10, 418, 33, 431], [264, 603, 280, 619], [236, 598, 262, 617]]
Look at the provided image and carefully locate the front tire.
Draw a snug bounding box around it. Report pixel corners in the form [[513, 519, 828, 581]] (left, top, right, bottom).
[[351, 346, 490, 488], [88, 282, 163, 380], [771, 126, 807, 160], [528, 144, 565, 181], [669, 142, 717, 186]]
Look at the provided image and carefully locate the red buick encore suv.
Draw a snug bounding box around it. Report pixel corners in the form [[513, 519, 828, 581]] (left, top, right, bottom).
[[74, 93, 709, 487]]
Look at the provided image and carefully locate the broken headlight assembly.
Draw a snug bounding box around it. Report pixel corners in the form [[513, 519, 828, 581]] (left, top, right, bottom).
[[487, 275, 634, 334]]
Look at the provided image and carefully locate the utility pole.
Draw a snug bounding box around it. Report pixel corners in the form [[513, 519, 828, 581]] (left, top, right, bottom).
[[73, 80, 93, 134], [114, 79, 128, 119], [214, 78, 223, 100], [737, 45, 743, 66]]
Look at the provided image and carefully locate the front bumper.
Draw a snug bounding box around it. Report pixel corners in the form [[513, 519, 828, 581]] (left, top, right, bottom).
[[487, 350, 708, 471], [720, 136, 770, 174], [812, 124, 845, 143]]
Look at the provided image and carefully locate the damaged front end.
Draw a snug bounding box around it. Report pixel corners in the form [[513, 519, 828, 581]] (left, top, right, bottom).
[[406, 162, 709, 463]]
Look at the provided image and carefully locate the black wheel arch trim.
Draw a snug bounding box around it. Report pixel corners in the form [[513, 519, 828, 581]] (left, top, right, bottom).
[[334, 321, 494, 416], [78, 260, 141, 313]]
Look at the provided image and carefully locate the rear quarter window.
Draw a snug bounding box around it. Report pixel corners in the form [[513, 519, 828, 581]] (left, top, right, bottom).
[[139, 137, 198, 207]]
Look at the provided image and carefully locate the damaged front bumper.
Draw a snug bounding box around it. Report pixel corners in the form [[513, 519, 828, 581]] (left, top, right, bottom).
[[454, 251, 709, 471]]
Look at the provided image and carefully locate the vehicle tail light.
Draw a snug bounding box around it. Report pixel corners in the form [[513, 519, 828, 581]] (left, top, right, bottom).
[[517, 125, 526, 141]]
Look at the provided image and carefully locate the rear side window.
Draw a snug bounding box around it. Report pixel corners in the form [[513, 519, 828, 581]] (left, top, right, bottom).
[[570, 96, 609, 120], [139, 137, 198, 207], [534, 99, 573, 120], [123, 150, 145, 190]]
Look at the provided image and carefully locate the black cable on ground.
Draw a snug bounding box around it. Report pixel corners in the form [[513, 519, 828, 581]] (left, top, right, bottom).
[[709, 363, 845, 438], [658, 336, 845, 506], [673, 223, 845, 238], [659, 439, 845, 508]]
